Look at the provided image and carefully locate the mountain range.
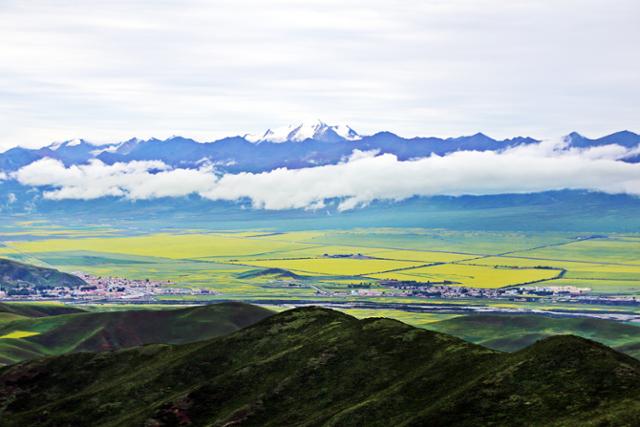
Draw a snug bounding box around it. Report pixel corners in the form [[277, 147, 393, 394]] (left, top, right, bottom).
[[1, 122, 639, 230], [1, 121, 638, 174]]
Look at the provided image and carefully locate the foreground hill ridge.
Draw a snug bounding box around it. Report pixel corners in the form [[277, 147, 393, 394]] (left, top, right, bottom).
[[1, 306, 639, 426], [0, 302, 273, 365]]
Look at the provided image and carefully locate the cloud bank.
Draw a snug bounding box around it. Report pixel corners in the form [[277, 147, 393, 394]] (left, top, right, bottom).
[[12, 142, 640, 211], [14, 159, 216, 201]]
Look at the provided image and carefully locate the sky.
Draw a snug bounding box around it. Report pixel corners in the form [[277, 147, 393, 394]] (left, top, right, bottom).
[[0, 0, 639, 151]]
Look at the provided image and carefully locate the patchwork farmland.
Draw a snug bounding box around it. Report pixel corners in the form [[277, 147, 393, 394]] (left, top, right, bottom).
[[1, 226, 639, 323]]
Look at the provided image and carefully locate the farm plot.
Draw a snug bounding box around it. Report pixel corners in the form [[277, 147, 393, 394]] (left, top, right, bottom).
[[368, 263, 560, 288]]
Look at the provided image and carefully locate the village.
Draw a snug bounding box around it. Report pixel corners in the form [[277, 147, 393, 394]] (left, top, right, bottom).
[[2, 271, 638, 308], [0, 272, 216, 301], [305, 279, 640, 306]]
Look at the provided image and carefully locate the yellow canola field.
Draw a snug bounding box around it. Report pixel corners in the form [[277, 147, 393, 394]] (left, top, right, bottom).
[[0, 233, 307, 259], [0, 330, 40, 339], [368, 264, 559, 288], [460, 256, 640, 281]]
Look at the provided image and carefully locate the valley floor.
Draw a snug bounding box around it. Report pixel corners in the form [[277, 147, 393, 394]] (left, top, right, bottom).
[[1, 224, 638, 325]]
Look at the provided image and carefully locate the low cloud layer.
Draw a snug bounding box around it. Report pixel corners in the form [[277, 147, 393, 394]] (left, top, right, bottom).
[[11, 141, 640, 211], [14, 159, 216, 201]]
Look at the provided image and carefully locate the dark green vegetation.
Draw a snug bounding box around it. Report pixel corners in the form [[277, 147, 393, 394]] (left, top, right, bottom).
[[237, 267, 305, 280], [429, 314, 640, 359], [0, 302, 272, 365], [0, 258, 86, 291], [1, 307, 640, 426]]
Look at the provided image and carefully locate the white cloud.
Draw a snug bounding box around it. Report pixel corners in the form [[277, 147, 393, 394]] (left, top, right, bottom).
[[15, 158, 216, 200], [13, 143, 640, 209], [200, 146, 640, 210]]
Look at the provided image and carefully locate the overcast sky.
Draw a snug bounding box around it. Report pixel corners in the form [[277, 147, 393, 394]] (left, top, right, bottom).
[[1, 0, 638, 151]]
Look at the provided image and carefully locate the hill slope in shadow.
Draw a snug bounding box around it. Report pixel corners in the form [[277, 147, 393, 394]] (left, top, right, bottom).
[[0, 302, 273, 365], [0, 307, 639, 426]]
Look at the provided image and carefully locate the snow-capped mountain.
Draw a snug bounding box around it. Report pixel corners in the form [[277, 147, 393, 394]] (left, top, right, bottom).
[[47, 138, 104, 151], [245, 120, 361, 143], [90, 138, 142, 156]]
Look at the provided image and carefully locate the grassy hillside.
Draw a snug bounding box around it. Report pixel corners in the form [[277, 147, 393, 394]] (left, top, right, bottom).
[[0, 258, 86, 289], [0, 307, 639, 426], [0, 302, 273, 365], [0, 302, 84, 319], [428, 314, 640, 359], [0, 302, 85, 328]]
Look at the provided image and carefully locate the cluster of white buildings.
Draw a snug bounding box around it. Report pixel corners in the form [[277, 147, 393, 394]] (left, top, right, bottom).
[[526, 285, 592, 295], [1, 273, 216, 301]]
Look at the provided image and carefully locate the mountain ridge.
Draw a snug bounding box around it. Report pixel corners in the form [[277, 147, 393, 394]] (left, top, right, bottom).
[[0, 258, 86, 292], [0, 302, 274, 365], [2, 127, 638, 174], [1, 306, 639, 426]]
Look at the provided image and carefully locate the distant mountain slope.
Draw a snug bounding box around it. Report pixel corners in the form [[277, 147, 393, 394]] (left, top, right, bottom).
[[3, 186, 640, 232], [1, 307, 639, 426], [0, 302, 273, 365], [0, 258, 86, 290], [565, 130, 640, 148], [428, 314, 640, 359]]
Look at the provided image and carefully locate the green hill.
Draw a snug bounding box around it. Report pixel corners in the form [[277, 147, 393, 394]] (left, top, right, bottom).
[[1, 307, 639, 426], [0, 302, 273, 365], [428, 314, 640, 359], [0, 258, 86, 290], [0, 301, 85, 326], [237, 267, 304, 280], [0, 302, 84, 319]]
